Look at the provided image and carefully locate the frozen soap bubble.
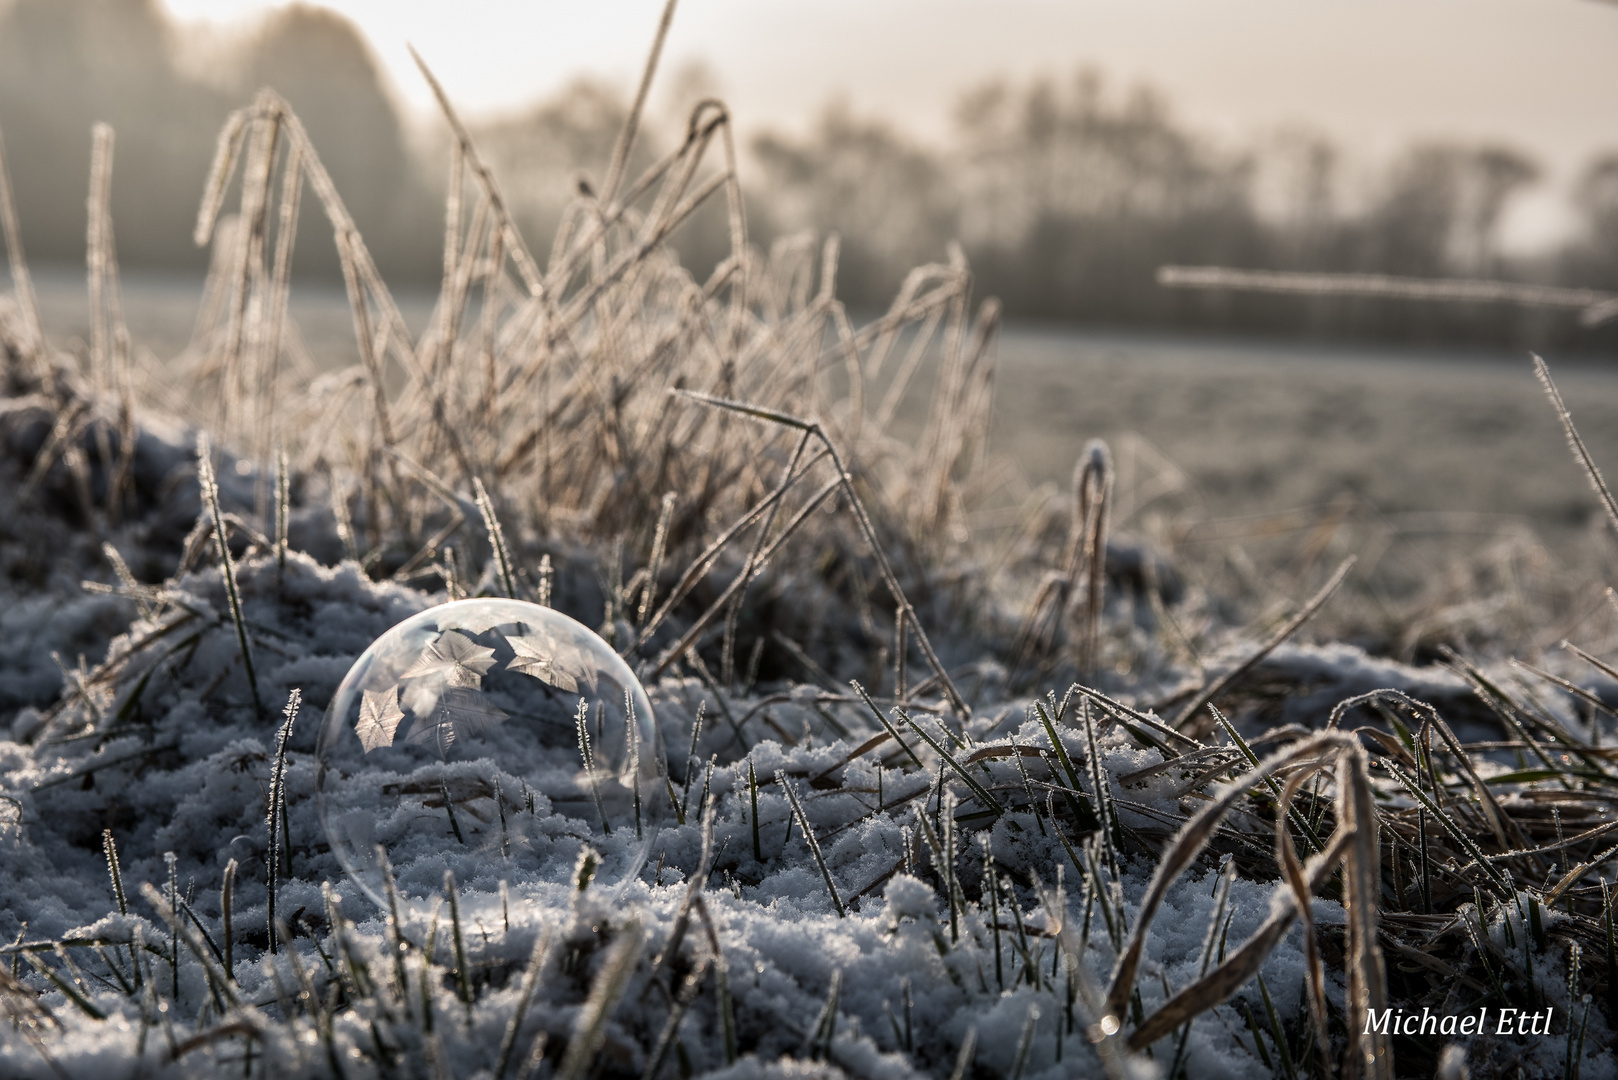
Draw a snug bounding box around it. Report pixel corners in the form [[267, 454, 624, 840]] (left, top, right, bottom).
[[316, 598, 664, 917]]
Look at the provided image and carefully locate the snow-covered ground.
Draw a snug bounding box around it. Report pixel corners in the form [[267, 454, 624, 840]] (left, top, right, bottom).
[[1, 388, 1612, 1080]]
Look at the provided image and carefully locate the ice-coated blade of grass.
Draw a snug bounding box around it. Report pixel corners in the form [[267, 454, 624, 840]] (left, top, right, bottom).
[[0, 121, 43, 354], [576, 698, 611, 835], [554, 918, 645, 1080], [444, 870, 472, 1010], [1072, 440, 1112, 677], [1272, 763, 1332, 1078], [672, 389, 971, 719], [495, 775, 510, 857], [639, 957, 709, 1080], [778, 770, 846, 917], [274, 445, 289, 574], [220, 858, 236, 984], [749, 757, 763, 862], [101, 829, 127, 915], [983, 836, 1003, 990], [640, 492, 676, 630], [177, 894, 226, 972], [164, 850, 179, 1000], [947, 1026, 978, 1080], [536, 553, 553, 607], [693, 894, 738, 1064], [911, 801, 959, 941], [330, 472, 359, 563], [1341, 740, 1391, 1080], [1173, 556, 1354, 738], [851, 680, 923, 769], [266, 687, 299, 954], [1255, 973, 1297, 1080], [197, 431, 261, 718], [897, 706, 1002, 816], [1011, 742, 1046, 834], [86, 123, 114, 394], [440, 777, 465, 844], [942, 789, 964, 938], [1081, 699, 1120, 872], [1033, 701, 1100, 833], [805, 968, 842, 1060], [473, 476, 517, 599], [1535, 353, 1618, 541], [495, 930, 553, 1079], [680, 702, 704, 821]]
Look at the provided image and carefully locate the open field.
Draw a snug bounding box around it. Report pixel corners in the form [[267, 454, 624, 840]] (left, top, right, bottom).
[[23, 264, 1618, 565], [24, 263, 1618, 648]]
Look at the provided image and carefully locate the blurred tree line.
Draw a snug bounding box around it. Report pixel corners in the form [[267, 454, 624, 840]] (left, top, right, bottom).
[[749, 72, 1618, 349], [0, 0, 437, 279], [2, 0, 1616, 349]]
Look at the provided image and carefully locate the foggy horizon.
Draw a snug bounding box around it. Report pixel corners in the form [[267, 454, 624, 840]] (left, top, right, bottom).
[[147, 0, 1618, 254], [4, 0, 1617, 351]]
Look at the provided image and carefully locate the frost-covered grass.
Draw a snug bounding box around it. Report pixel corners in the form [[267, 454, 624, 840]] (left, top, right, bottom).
[[3, 7, 1618, 1080]]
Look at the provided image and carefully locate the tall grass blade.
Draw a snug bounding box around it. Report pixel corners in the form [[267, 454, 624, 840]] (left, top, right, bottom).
[[101, 829, 128, 916], [221, 858, 236, 984], [198, 432, 261, 717], [777, 770, 846, 916], [897, 706, 1002, 816], [639, 958, 709, 1080], [672, 390, 971, 719], [947, 1026, 978, 1080], [0, 122, 42, 357], [1073, 441, 1112, 677], [1534, 353, 1618, 541], [274, 445, 289, 574], [266, 687, 300, 954], [473, 476, 517, 598], [601, 0, 679, 207], [554, 919, 644, 1080], [495, 930, 552, 1079], [444, 870, 472, 1010], [1173, 557, 1354, 737]]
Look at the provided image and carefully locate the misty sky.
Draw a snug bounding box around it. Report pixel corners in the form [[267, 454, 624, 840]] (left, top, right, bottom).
[[161, 0, 1618, 248]]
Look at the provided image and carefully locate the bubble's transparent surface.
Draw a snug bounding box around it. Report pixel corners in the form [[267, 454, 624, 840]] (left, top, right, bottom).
[[316, 599, 663, 914]]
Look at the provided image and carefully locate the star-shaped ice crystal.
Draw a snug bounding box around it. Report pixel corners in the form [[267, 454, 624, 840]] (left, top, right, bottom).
[[506, 634, 586, 693], [354, 687, 405, 752], [400, 630, 497, 688], [508, 634, 585, 693]]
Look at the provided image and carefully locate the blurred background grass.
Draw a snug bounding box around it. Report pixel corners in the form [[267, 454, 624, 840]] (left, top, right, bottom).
[[8, 0, 1618, 657], [4, 0, 1618, 350]]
